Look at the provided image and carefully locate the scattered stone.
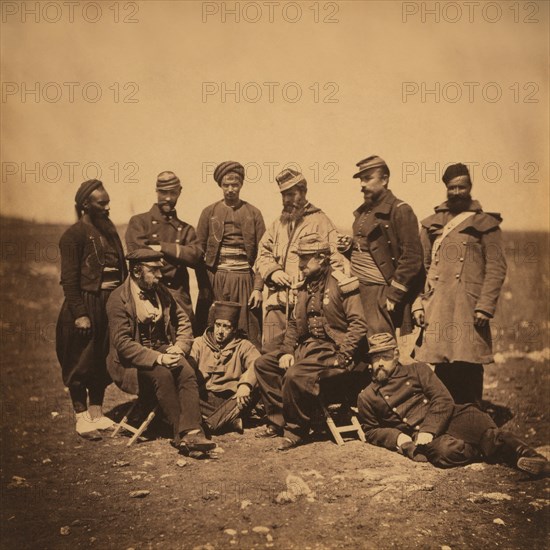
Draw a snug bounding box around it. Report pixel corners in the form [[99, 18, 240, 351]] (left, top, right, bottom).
[[176, 459, 188, 468], [302, 469, 324, 479], [529, 499, 550, 511], [224, 529, 237, 536], [266, 533, 274, 542], [143, 461, 154, 466], [252, 526, 270, 535], [89, 537, 97, 543], [51, 412, 60, 418], [112, 460, 130, 468], [464, 463, 485, 471], [467, 492, 512, 503], [160, 474, 175, 479], [42, 458, 52, 464], [241, 530, 248, 534], [493, 518, 506, 526], [59, 526, 71, 536], [129, 490, 150, 498], [90, 491, 102, 497], [441, 546, 452, 550], [29, 396, 40, 402], [192, 544, 215, 550], [275, 474, 315, 504], [239, 499, 252, 511], [8, 476, 29, 488], [71, 519, 82, 526]]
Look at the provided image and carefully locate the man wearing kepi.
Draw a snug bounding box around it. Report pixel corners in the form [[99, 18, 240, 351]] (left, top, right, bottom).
[[412, 163, 507, 407], [255, 235, 367, 450], [256, 168, 347, 353], [341, 155, 423, 339], [196, 161, 266, 348], [106, 249, 215, 453], [191, 300, 260, 434], [126, 171, 204, 335], [56, 179, 127, 439], [358, 333, 549, 476]]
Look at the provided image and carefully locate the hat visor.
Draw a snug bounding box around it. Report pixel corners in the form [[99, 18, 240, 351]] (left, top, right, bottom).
[[141, 260, 165, 268]]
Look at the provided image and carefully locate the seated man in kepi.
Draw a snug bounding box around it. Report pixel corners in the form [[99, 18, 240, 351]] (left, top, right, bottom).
[[106, 249, 215, 454], [254, 234, 368, 451], [190, 301, 260, 434], [357, 333, 549, 476]]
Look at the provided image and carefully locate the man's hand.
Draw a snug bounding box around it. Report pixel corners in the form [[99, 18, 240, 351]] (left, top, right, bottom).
[[415, 432, 434, 446], [74, 316, 91, 334], [333, 353, 353, 371], [474, 311, 491, 328], [149, 244, 161, 252], [166, 344, 184, 356], [248, 289, 263, 309], [158, 353, 181, 368], [279, 354, 295, 370], [270, 270, 292, 288], [385, 299, 396, 313], [234, 385, 252, 410], [413, 309, 425, 328]]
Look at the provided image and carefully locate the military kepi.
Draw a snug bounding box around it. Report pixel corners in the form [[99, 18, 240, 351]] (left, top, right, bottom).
[[276, 168, 307, 192], [368, 332, 398, 354], [353, 156, 388, 179], [296, 234, 331, 256], [156, 171, 181, 191], [212, 301, 241, 326], [126, 249, 164, 267]]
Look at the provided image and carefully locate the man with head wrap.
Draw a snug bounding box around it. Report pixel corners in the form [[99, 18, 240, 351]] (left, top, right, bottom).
[[126, 171, 204, 335], [56, 179, 127, 439], [255, 168, 348, 353], [196, 162, 266, 348], [412, 163, 507, 407]]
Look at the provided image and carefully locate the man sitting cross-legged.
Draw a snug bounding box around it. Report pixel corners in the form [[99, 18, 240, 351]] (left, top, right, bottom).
[[190, 301, 260, 434]]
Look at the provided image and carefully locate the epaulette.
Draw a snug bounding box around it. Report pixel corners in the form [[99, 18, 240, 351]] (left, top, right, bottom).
[[331, 270, 359, 293]]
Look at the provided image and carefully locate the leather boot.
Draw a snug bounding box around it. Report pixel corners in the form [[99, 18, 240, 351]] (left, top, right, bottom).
[[497, 431, 550, 477]]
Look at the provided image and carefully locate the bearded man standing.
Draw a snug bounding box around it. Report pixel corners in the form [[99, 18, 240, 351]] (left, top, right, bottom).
[[341, 155, 423, 339], [126, 171, 204, 334], [56, 179, 127, 439], [255, 168, 347, 353], [413, 163, 507, 407]]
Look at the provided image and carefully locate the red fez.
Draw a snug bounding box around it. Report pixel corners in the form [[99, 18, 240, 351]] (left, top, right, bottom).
[[213, 161, 245, 186], [212, 301, 241, 326]]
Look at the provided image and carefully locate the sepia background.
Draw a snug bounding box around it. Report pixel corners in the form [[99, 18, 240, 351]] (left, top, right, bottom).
[[1, 1, 549, 549]]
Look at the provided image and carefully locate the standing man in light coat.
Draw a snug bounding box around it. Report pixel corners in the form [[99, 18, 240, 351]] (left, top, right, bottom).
[[413, 163, 507, 407], [255, 168, 347, 353]]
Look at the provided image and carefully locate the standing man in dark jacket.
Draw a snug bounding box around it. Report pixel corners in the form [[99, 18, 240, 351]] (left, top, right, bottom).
[[255, 235, 368, 450], [342, 156, 423, 339], [106, 249, 215, 454], [56, 179, 127, 439], [412, 163, 507, 406], [358, 333, 549, 476], [126, 171, 204, 335], [196, 161, 266, 348]]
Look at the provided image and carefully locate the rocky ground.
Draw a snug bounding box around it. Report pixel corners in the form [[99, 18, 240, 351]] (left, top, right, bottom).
[[1, 219, 548, 549]]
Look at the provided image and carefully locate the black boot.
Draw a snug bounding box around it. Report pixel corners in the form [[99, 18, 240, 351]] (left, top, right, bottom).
[[497, 431, 550, 477]]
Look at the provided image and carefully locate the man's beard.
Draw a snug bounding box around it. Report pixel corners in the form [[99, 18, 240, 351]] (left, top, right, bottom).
[[280, 205, 306, 224], [372, 367, 390, 385], [91, 214, 119, 243], [447, 194, 472, 214]]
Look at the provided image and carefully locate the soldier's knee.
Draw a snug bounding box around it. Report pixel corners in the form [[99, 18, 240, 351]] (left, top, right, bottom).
[[425, 434, 479, 468]]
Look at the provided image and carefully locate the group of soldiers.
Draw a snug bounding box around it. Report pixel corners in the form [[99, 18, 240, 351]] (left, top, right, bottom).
[[55, 156, 549, 475]]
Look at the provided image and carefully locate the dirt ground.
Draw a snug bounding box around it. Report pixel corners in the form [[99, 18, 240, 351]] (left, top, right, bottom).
[[1, 220, 549, 549]]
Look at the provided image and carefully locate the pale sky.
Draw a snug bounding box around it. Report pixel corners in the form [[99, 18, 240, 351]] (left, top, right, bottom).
[[1, 0, 548, 231]]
